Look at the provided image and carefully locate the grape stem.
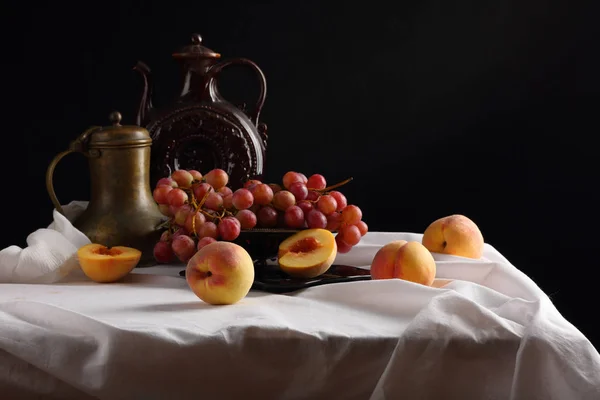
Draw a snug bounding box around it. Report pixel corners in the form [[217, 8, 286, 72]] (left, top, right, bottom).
[[157, 219, 171, 230], [197, 188, 213, 209], [309, 177, 353, 193], [188, 186, 216, 237], [191, 212, 197, 238]]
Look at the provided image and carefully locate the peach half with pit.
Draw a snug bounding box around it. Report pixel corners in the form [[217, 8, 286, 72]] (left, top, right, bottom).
[[77, 243, 142, 283], [277, 229, 337, 279]]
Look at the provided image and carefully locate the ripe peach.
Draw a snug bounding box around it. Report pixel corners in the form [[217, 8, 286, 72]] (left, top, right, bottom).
[[186, 242, 255, 305], [77, 243, 141, 283], [370, 240, 436, 286], [422, 214, 484, 259], [278, 229, 337, 278]]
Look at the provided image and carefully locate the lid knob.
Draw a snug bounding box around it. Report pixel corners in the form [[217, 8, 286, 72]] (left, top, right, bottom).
[[172, 33, 221, 59], [109, 111, 122, 126], [191, 33, 202, 44]]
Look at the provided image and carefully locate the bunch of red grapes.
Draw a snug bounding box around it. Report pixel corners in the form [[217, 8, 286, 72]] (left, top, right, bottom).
[[151, 168, 368, 264]]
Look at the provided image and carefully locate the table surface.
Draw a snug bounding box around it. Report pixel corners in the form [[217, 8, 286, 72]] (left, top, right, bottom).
[[1, 231, 599, 400]]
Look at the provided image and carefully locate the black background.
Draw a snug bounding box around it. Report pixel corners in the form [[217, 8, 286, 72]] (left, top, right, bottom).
[[2, 2, 598, 346]]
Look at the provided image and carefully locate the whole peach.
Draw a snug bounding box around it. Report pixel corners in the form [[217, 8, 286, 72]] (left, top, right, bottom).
[[370, 240, 436, 286], [186, 241, 254, 305], [422, 214, 484, 259]]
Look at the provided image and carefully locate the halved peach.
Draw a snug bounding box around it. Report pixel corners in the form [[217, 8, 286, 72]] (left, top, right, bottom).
[[77, 243, 142, 283], [278, 229, 337, 278]]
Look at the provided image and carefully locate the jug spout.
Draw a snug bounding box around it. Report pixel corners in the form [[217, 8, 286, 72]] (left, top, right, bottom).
[[133, 61, 154, 126]]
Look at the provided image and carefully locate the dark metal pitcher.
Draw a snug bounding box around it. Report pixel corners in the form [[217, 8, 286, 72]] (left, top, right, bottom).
[[46, 112, 166, 267]]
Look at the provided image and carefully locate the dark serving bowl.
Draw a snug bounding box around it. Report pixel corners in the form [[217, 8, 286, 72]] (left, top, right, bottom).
[[179, 228, 373, 293], [232, 228, 300, 263]]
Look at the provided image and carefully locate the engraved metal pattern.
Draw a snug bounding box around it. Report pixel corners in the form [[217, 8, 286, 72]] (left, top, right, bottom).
[[147, 105, 261, 189]]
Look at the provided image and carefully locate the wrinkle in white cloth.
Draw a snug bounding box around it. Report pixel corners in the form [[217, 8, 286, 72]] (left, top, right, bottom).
[[0, 204, 599, 399], [0, 201, 90, 284]]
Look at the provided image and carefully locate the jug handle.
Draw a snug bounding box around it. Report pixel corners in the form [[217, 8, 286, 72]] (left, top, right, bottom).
[[205, 58, 267, 126], [46, 126, 102, 216]]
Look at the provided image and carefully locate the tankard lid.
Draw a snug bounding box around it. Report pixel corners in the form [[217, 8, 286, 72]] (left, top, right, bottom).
[[88, 111, 152, 148]]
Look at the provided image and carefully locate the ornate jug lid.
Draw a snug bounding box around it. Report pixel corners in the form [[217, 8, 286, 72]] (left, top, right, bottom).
[[172, 34, 221, 59]]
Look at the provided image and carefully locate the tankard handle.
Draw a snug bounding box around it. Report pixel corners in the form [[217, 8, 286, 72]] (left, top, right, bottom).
[[205, 58, 267, 126], [46, 126, 102, 216]]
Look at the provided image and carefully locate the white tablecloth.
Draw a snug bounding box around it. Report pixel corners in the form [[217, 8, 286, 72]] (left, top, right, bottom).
[[1, 232, 599, 399]]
